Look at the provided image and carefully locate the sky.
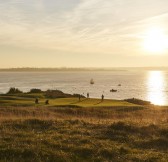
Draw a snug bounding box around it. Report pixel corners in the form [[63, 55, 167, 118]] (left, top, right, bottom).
[[0, 0, 168, 68]]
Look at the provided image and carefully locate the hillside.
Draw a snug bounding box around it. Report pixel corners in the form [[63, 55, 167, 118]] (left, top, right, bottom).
[[0, 100, 168, 161]]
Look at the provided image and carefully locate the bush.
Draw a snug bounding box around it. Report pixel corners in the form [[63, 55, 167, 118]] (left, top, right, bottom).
[[7, 87, 23, 94], [125, 98, 151, 105], [45, 90, 86, 99], [45, 90, 71, 98], [29, 88, 42, 93]]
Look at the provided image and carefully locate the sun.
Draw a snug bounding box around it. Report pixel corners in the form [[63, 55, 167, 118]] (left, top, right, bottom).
[[143, 27, 168, 54]]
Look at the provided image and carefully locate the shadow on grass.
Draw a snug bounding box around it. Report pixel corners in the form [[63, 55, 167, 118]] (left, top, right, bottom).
[[116, 106, 145, 112], [70, 98, 88, 104], [135, 138, 168, 151], [94, 100, 103, 105]]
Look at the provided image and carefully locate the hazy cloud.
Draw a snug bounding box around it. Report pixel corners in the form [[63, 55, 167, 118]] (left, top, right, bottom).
[[0, 0, 168, 67]]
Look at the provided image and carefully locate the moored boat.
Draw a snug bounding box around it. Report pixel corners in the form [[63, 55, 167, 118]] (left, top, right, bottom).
[[90, 79, 94, 84], [110, 89, 117, 92]]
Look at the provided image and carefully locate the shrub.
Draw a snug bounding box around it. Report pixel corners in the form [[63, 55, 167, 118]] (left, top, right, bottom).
[[125, 98, 151, 105], [45, 90, 71, 98], [7, 87, 23, 94], [29, 88, 42, 93]]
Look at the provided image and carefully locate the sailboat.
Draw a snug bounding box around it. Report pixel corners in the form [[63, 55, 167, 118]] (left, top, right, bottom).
[[90, 79, 95, 85]]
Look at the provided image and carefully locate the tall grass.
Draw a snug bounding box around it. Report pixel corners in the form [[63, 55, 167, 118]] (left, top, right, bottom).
[[0, 106, 168, 162]]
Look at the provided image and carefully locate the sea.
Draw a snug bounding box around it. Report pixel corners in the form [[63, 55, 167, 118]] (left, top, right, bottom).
[[0, 70, 168, 106]]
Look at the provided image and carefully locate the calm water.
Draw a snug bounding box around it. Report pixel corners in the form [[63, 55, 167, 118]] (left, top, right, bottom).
[[0, 70, 168, 105]]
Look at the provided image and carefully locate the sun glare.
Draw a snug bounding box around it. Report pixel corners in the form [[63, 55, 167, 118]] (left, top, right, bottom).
[[143, 27, 168, 54], [147, 71, 166, 105]]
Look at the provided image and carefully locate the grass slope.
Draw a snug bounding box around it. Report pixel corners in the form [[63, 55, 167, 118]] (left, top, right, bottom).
[[0, 94, 168, 162], [0, 106, 168, 162]]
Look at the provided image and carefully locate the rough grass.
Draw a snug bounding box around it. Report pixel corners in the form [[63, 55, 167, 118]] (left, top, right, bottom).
[[0, 104, 168, 162]]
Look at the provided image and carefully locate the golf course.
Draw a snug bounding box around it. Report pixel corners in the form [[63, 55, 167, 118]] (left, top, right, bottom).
[[0, 89, 168, 162]]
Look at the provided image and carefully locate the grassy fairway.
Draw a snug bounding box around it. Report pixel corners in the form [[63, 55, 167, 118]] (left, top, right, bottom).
[[0, 95, 138, 108], [48, 98, 138, 107]]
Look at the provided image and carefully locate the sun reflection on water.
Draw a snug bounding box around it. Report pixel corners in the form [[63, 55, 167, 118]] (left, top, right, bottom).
[[147, 71, 166, 105]]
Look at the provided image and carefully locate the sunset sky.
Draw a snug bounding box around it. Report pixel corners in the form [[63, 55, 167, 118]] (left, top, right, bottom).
[[0, 0, 168, 68]]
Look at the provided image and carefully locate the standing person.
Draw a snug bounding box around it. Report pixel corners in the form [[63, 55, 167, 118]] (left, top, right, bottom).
[[45, 100, 49, 105], [87, 93, 89, 98], [35, 98, 39, 104], [101, 94, 104, 101]]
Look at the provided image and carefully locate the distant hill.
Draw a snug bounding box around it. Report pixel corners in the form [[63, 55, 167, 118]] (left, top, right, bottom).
[[0, 67, 127, 72], [0, 67, 167, 72]]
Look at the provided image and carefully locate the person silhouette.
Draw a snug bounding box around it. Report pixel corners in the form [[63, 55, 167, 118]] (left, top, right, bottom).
[[101, 94, 104, 101], [35, 98, 39, 104], [87, 93, 89, 98], [45, 100, 49, 105]]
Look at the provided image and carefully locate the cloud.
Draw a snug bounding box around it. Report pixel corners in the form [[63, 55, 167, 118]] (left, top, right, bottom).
[[0, 0, 168, 56]]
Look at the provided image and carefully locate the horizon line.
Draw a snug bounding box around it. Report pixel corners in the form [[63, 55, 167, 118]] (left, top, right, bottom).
[[0, 66, 168, 70]]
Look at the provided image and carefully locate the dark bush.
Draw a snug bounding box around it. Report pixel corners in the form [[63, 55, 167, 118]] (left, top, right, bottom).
[[45, 90, 71, 98], [7, 87, 23, 94], [125, 98, 151, 105], [45, 89, 85, 99], [29, 88, 42, 93]]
